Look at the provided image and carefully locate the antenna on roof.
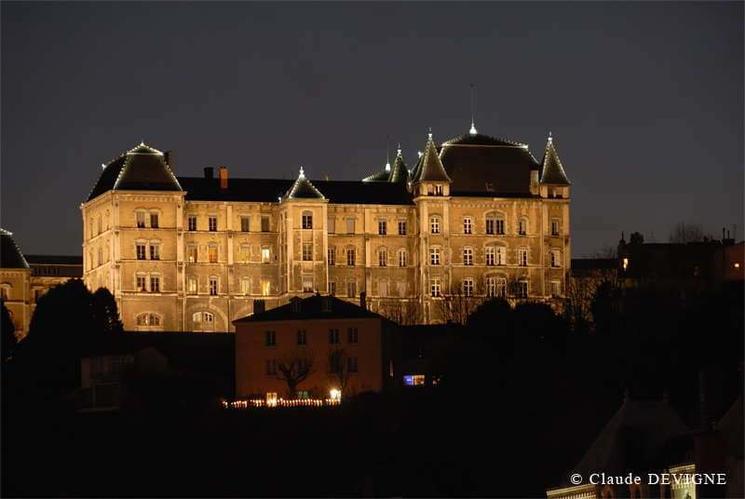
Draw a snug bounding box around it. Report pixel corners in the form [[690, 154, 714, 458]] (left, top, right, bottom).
[[469, 83, 478, 135]]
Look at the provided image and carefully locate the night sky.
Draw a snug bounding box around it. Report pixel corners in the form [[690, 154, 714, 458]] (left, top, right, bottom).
[[1, 2, 742, 256]]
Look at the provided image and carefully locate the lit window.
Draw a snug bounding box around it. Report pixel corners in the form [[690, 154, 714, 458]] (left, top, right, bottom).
[[463, 217, 472, 235], [209, 277, 218, 296], [346, 248, 356, 266], [187, 245, 198, 263], [433, 184, 443, 196], [208, 244, 218, 263], [136, 243, 146, 260], [378, 248, 388, 267], [462, 278, 474, 296], [302, 242, 313, 261], [150, 212, 159, 229], [398, 249, 407, 267], [622, 257, 629, 271], [150, 275, 160, 293], [302, 277, 313, 293], [430, 278, 441, 297], [260, 279, 270, 296], [404, 374, 426, 386], [187, 277, 197, 294], [430, 247, 441, 266], [188, 215, 197, 231], [463, 247, 473, 266], [302, 211, 313, 230], [208, 216, 217, 232], [261, 247, 271, 263], [378, 220, 387, 235], [241, 277, 250, 295], [241, 216, 250, 232], [430, 216, 441, 234], [398, 220, 407, 235], [328, 248, 336, 266], [136, 211, 146, 228]]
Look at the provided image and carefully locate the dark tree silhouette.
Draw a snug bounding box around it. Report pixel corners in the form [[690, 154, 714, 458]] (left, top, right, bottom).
[[1, 299, 16, 362], [92, 287, 123, 334], [329, 348, 351, 395], [275, 352, 314, 398]]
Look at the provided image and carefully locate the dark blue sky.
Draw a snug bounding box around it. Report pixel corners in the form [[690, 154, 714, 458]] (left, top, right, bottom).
[[2, 2, 742, 256]]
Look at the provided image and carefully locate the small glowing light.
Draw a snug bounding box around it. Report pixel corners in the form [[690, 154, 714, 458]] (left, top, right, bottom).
[[622, 257, 629, 271], [417, 151, 423, 158], [548, 131, 553, 143], [101, 163, 107, 170], [397, 143, 402, 155], [329, 388, 341, 401], [469, 121, 478, 135], [385, 161, 391, 172], [298, 166, 305, 178], [735, 263, 741, 269]]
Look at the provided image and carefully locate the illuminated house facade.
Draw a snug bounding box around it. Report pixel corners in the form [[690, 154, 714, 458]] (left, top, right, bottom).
[[81, 126, 571, 331]]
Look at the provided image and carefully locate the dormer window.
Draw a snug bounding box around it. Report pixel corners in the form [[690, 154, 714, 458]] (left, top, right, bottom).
[[434, 185, 443, 196]]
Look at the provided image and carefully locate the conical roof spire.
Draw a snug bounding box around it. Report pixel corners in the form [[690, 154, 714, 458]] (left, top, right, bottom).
[[0, 228, 29, 269], [389, 145, 409, 184], [540, 132, 570, 185], [285, 166, 325, 199], [413, 130, 451, 183]]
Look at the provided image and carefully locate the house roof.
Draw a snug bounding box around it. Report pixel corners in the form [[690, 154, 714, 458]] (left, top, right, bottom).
[[284, 168, 325, 200], [388, 148, 410, 184], [413, 133, 451, 183], [25, 255, 83, 266], [233, 295, 383, 324], [540, 135, 571, 185], [0, 228, 29, 269]]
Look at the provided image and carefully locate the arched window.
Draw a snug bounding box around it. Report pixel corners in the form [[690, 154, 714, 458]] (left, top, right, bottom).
[[135, 209, 146, 228], [192, 311, 215, 331], [518, 217, 528, 236], [485, 212, 505, 235], [378, 247, 388, 267], [135, 313, 163, 330], [430, 215, 441, 234], [302, 211, 313, 229]]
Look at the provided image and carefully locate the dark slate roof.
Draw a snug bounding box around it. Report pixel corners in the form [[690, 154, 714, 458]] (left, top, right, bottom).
[[362, 165, 391, 182], [233, 294, 383, 323], [179, 177, 413, 205], [25, 255, 83, 266], [389, 150, 410, 184], [86, 143, 182, 201], [284, 168, 325, 199], [439, 131, 540, 195], [540, 136, 571, 185], [414, 134, 451, 183], [571, 258, 617, 272], [0, 228, 29, 269]]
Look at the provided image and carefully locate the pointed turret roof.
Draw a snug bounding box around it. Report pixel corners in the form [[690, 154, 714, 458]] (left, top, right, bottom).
[[0, 228, 29, 269], [284, 167, 325, 199], [540, 133, 570, 185], [413, 131, 451, 183], [388, 146, 409, 184]]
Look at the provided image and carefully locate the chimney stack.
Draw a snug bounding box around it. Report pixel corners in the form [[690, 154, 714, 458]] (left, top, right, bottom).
[[253, 299, 265, 315], [204, 167, 214, 180], [219, 166, 229, 190]]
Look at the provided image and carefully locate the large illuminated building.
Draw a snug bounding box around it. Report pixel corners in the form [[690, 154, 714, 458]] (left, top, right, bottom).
[[81, 124, 571, 331]]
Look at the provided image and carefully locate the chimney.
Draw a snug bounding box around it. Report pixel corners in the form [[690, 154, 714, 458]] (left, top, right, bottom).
[[204, 167, 214, 180], [253, 299, 265, 315], [359, 290, 367, 310], [219, 166, 229, 190]]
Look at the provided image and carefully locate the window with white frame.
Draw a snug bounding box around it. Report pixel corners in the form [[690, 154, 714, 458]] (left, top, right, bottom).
[[346, 280, 356, 298], [193, 312, 215, 329], [486, 276, 497, 297], [462, 278, 474, 296], [149, 241, 160, 260], [550, 249, 561, 267], [518, 217, 528, 236], [398, 248, 407, 267], [188, 215, 197, 231], [136, 313, 161, 328], [518, 248, 529, 266], [150, 212, 159, 229], [302, 211, 313, 229], [397, 220, 406, 235], [486, 246, 495, 266], [136, 242, 146, 260], [261, 246, 271, 263], [209, 277, 218, 296], [150, 274, 160, 293], [187, 277, 197, 294], [486, 214, 505, 235], [241, 277, 251, 295], [430, 216, 441, 234], [187, 244, 198, 263], [136, 210, 146, 228], [497, 277, 507, 297], [136, 274, 147, 292], [302, 242, 313, 261], [551, 280, 562, 297], [463, 217, 472, 234], [378, 248, 388, 267], [430, 247, 441, 266], [430, 278, 441, 297], [516, 280, 528, 298], [302, 276, 314, 293], [208, 216, 217, 232], [496, 246, 506, 265], [463, 247, 473, 266], [551, 219, 560, 236], [327, 247, 336, 266], [378, 220, 387, 235], [346, 247, 356, 266]]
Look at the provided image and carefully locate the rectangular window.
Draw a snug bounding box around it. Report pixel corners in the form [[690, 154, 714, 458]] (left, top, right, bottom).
[[430, 247, 441, 266], [188, 277, 197, 294], [265, 359, 277, 375], [347, 357, 358, 373], [378, 220, 387, 235], [188, 215, 197, 231], [209, 277, 218, 296], [187, 245, 197, 263], [241, 277, 250, 295], [136, 275, 147, 292], [260, 216, 270, 232], [430, 278, 441, 297], [463, 247, 473, 266], [302, 212, 313, 229], [551, 220, 560, 236], [136, 243, 146, 260], [551, 281, 562, 297], [302, 242, 313, 261], [302, 277, 313, 293], [261, 247, 271, 263], [346, 281, 356, 298], [150, 213, 159, 228], [328, 217, 336, 234], [463, 217, 472, 234], [297, 330, 307, 346], [497, 247, 506, 265], [346, 218, 355, 234], [136, 211, 145, 228], [551, 250, 561, 267], [208, 216, 217, 232], [260, 279, 270, 296], [329, 281, 336, 295], [518, 219, 527, 236], [430, 217, 440, 234], [398, 220, 407, 235], [150, 275, 160, 293], [462, 278, 474, 297], [149, 244, 160, 260], [496, 219, 505, 235], [347, 327, 359, 344], [346, 248, 355, 266], [241, 216, 250, 232], [486, 247, 495, 266], [519, 249, 528, 266], [328, 328, 340, 344], [328, 248, 336, 266], [398, 249, 407, 267], [486, 276, 496, 297], [265, 331, 276, 347], [378, 249, 387, 267], [517, 281, 528, 298], [208, 245, 218, 263]]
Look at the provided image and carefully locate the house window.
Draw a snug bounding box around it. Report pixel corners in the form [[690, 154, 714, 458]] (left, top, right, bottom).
[[302, 211, 313, 229], [430, 247, 441, 266], [193, 311, 215, 326], [434, 184, 443, 196], [347, 357, 358, 373], [188, 215, 197, 231], [551, 281, 562, 297], [261, 216, 270, 232], [136, 243, 146, 260], [462, 278, 474, 297], [486, 247, 495, 266], [378, 248, 387, 267], [302, 242, 313, 261], [187, 277, 197, 294], [430, 216, 441, 234], [302, 276, 314, 293], [496, 246, 506, 266], [497, 278, 507, 297], [260, 279, 270, 296], [150, 275, 160, 293], [329, 281, 336, 295], [261, 246, 271, 263], [398, 249, 407, 267], [398, 220, 407, 235], [1, 286, 9, 302], [297, 330, 307, 345], [463, 217, 472, 234], [328, 217, 336, 234], [136, 313, 161, 328], [347, 327, 358, 343], [240, 244, 250, 263], [241, 277, 250, 295], [209, 277, 218, 296], [378, 220, 387, 235], [265, 360, 277, 375], [241, 216, 250, 232], [187, 245, 197, 263], [486, 215, 505, 235], [430, 278, 441, 297], [150, 212, 159, 229], [518, 218, 527, 236], [551, 219, 560, 236], [208, 216, 217, 232], [346, 218, 355, 234], [346, 281, 356, 298], [328, 328, 340, 344], [136, 211, 146, 228], [149, 243, 160, 260], [265, 330, 276, 346], [136, 274, 147, 292], [346, 248, 356, 266], [517, 280, 528, 298], [518, 248, 529, 266], [97, 216, 102, 234], [551, 250, 561, 267], [327, 248, 336, 266], [486, 276, 496, 297], [379, 280, 388, 297], [463, 247, 473, 266], [208, 244, 218, 263]]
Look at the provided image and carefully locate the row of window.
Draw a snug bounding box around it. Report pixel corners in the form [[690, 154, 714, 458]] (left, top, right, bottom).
[[89, 244, 110, 269], [429, 216, 562, 236], [427, 277, 562, 298], [136, 210, 160, 229], [187, 214, 272, 233], [185, 276, 272, 296], [427, 247, 562, 267], [89, 211, 110, 239], [264, 357, 358, 376], [135, 241, 160, 260], [264, 327, 359, 347]]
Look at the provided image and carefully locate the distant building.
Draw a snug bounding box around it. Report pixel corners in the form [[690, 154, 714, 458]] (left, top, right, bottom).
[[233, 294, 396, 400], [81, 126, 571, 330], [0, 228, 82, 338]]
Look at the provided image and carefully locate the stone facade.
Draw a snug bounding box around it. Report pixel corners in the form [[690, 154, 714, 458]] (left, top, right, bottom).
[[82, 128, 572, 331]]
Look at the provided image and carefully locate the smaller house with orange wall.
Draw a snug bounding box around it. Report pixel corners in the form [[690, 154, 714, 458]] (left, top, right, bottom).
[[233, 294, 396, 400]]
